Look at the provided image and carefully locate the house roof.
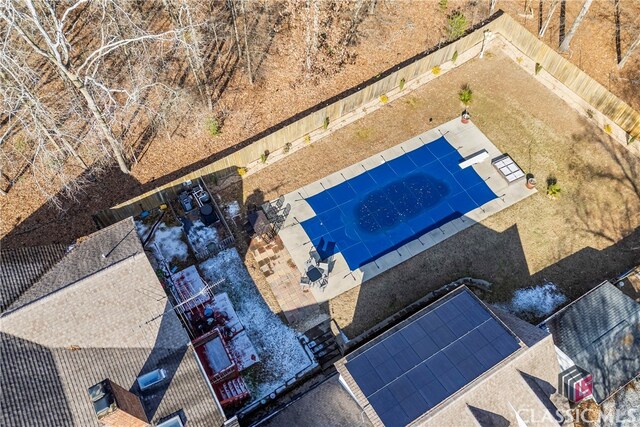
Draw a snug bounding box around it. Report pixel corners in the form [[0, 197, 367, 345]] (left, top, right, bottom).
[[0, 219, 225, 427], [0, 243, 67, 312], [335, 286, 564, 427], [541, 281, 640, 403], [3, 218, 142, 314]]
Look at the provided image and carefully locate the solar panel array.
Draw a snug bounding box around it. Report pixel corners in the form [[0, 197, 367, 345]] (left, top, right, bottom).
[[345, 289, 521, 427]]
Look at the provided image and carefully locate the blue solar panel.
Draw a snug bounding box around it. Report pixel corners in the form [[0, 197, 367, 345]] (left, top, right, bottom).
[[300, 136, 497, 269], [345, 288, 520, 426]]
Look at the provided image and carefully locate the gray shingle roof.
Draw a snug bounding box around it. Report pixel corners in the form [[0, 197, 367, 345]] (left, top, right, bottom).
[[0, 333, 223, 427], [0, 219, 225, 427], [1, 243, 67, 312], [3, 218, 142, 314], [542, 282, 640, 403]]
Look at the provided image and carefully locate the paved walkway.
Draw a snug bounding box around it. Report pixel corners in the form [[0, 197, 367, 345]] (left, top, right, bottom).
[[250, 235, 327, 332]]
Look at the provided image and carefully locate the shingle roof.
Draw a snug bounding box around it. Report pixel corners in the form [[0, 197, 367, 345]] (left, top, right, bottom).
[[542, 281, 640, 403], [0, 243, 67, 312], [3, 218, 142, 314], [0, 219, 225, 427]]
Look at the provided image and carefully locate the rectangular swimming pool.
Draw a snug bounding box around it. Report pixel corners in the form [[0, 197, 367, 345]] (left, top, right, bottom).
[[300, 136, 497, 269]]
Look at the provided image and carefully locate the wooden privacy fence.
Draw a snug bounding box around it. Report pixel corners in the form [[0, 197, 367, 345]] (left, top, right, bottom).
[[494, 15, 640, 139], [94, 11, 640, 228]]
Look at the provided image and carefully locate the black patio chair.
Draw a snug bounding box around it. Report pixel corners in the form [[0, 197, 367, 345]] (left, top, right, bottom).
[[274, 195, 285, 210], [275, 204, 291, 224]]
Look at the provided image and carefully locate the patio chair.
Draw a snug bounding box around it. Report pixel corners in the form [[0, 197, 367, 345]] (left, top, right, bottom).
[[317, 276, 329, 291], [264, 205, 278, 222], [274, 195, 285, 210], [243, 221, 255, 237], [317, 259, 330, 274], [300, 276, 311, 291], [270, 222, 279, 234], [275, 204, 291, 226], [260, 231, 272, 243]]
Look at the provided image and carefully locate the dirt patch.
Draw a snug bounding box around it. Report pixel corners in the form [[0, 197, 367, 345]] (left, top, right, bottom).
[[227, 48, 640, 337]]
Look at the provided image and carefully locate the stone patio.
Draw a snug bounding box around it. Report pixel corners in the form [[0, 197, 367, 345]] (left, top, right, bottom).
[[249, 235, 328, 332]]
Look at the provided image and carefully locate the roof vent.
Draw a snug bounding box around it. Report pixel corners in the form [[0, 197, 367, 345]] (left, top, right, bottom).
[[157, 415, 184, 427], [137, 368, 167, 391]]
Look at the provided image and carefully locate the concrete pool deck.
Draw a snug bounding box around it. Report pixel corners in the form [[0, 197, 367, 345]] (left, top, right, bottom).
[[278, 118, 536, 303]]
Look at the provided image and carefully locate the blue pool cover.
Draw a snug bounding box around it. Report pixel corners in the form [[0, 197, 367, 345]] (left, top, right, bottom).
[[300, 136, 497, 269]]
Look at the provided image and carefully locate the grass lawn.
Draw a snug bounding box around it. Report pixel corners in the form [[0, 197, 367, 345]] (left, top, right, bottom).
[[221, 48, 640, 338]]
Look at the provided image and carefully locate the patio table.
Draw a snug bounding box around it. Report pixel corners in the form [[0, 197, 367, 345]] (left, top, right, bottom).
[[248, 210, 272, 237], [306, 266, 323, 283]]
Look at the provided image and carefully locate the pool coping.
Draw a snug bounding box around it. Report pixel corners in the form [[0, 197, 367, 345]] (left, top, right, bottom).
[[277, 118, 536, 303]]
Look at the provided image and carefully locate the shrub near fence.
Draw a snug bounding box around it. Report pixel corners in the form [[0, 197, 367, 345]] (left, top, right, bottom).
[[94, 11, 640, 228]]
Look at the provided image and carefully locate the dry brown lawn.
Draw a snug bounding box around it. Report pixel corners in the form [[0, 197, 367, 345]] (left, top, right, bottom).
[[220, 47, 640, 337]]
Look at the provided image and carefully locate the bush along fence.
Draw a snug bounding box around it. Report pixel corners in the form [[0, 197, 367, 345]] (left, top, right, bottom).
[[94, 10, 640, 228]]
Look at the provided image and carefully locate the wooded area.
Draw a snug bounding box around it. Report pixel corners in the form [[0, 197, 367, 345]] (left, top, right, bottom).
[[0, 0, 639, 212], [0, 0, 382, 204]]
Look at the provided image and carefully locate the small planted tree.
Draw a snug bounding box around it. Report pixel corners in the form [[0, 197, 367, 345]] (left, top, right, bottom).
[[546, 176, 561, 199], [446, 11, 468, 40], [459, 84, 473, 123]]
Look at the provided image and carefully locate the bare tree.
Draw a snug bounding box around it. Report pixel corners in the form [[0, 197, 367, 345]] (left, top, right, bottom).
[[163, 0, 214, 110], [559, 0, 593, 52], [618, 33, 640, 69], [0, 59, 90, 205], [304, 0, 320, 73], [539, 0, 560, 37], [343, 0, 366, 50], [489, 0, 498, 15], [239, 0, 254, 85], [0, 56, 88, 171], [0, 0, 181, 174], [226, 0, 253, 84]]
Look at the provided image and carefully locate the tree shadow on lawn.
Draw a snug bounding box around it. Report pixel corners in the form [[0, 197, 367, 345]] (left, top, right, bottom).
[[340, 219, 639, 339]]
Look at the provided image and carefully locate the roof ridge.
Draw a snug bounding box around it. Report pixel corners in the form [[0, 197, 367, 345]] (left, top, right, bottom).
[[1, 252, 143, 318]]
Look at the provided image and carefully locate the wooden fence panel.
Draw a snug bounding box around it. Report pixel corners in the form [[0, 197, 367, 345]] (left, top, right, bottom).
[[95, 12, 639, 227]]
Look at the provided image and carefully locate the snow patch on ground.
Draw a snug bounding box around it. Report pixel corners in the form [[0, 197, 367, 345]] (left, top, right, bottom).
[[499, 282, 567, 319], [187, 220, 219, 254], [600, 379, 640, 426], [148, 223, 189, 262], [134, 220, 150, 241], [225, 201, 241, 218], [200, 248, 311, 401]]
